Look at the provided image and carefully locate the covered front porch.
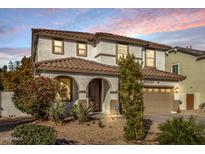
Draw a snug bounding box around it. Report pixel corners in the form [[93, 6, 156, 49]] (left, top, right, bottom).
[[40, 71, 119, 115]]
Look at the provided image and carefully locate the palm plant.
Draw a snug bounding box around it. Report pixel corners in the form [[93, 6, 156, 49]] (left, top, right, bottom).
[[71, 101, 94, 123], [49, 101, 66, 123], [158, 116, 205, 145]]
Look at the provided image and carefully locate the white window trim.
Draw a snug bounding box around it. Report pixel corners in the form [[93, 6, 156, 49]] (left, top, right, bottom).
[[171, 63, 180, 75]]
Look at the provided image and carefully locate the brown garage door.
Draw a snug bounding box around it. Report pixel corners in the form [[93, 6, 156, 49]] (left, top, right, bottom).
[[144, 87, 174, 114]]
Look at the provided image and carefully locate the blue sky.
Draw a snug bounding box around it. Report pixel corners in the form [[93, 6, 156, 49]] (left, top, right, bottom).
[[0, 8, 205, 66]]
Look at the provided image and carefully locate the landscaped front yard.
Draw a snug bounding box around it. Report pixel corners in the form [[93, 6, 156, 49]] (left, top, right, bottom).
[[0, 116, 159, 145]]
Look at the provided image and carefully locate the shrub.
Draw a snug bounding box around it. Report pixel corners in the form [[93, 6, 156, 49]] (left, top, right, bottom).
[[158, 116, 205, 145], [11, 124, 57, 145], [118, 53, 145, 140], [12, 77, 61, 120], [49, 101, 66, 123], [71, 100, 94, 123], [199, 102, 205, 110]]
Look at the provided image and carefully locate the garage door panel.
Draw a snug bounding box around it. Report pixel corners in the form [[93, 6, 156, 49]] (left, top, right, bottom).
[[144, 87, 173, 114]]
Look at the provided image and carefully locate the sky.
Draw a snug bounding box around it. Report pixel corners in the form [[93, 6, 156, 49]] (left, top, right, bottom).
[[0, 8, 205, 66]]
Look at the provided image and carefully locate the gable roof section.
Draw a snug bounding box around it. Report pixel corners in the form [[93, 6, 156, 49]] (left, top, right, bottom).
[[32, 28, 171, 50], [35, 57, 117, 75], [172, 46, 205, 56], [35, 57, 185, 81], [196, 53, 205, 61]]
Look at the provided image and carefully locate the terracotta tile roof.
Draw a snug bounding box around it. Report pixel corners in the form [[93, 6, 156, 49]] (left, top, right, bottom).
[[95, 32, 171, 50], [32, 28, 94, 42], [35, 57, 185, 81], [196, 53, 205, 61], [32, 28, 171, 50], [35, 57, 118, 75], [142, 67, 186, 81]]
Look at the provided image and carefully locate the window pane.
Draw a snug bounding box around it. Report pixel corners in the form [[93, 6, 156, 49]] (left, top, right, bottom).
[[146, 58, 154, 67], [118, 44, 128, 54], [58, 78, 72, 101], [78, 49, 86, 56], [118, 53, 127, 60], [54, 46, 62, 53], [78, 43, 86, 49], [172, 65, 179, 74], [54, 40, 62, 46], [146, 50, 155, 58]]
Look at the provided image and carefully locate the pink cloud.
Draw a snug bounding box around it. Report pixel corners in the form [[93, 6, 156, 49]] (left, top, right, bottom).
[[38, 8, 65, 17], [0, 26, 19, 37], [88, 9, 205, 36], [0, 48, 30, 63]]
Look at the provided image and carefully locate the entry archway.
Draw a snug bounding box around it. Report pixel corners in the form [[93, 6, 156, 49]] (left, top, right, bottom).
[[87, 78, 112, 112], [55, 76, 79, 102]]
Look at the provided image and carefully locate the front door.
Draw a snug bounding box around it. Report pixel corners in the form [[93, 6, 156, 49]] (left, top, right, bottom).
[[186, 94, 194, 110], [88, 79, 101, 112]]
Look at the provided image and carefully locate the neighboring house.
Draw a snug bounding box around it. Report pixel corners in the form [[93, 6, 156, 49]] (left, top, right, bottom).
[[32, 28, 185, 115], [166, 46, 205, 110]]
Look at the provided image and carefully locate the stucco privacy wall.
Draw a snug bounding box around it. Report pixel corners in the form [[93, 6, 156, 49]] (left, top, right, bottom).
[[166, 52, 205, 110], [40, 71, 119, 113], [37, 37, 96, 62], [0, 92, 26, 117]]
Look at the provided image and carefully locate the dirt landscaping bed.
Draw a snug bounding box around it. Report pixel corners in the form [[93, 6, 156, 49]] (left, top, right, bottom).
[[0, 116, 160, 145]]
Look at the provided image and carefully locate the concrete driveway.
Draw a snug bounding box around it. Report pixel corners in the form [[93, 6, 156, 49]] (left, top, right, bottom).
[[145, 112, 205, 124]]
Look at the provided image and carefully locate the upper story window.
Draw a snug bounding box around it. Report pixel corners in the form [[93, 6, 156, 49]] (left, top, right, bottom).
[[117, 44, 128, 61], [53, 40, 64, 54], [145, 49, 155, 67], [77, 43, 87, 57], [171, 64, 180, 75]]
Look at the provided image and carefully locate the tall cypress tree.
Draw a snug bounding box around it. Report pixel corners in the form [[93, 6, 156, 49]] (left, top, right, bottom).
[[118, 53, 145, 140]]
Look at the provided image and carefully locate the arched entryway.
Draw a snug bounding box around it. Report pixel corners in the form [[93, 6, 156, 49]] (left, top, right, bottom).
[[87, 78, 111, 112], [55, 76, 79, 103]]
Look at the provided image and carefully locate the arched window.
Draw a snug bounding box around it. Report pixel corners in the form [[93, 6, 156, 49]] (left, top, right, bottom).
[[56, 77, 72, 102]]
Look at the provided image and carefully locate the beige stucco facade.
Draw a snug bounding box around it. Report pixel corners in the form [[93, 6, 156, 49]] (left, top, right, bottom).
[[166, 52, 205, 110]]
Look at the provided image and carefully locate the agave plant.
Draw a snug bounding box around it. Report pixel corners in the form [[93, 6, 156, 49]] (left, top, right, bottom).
[[158, 116, 205, 145], [49, 101, 66, 123], [71, 100, 95, 123]]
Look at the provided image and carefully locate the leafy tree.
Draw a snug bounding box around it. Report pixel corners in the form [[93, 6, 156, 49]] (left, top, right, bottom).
[[118, 53, 145, 140], [12, 77, 61, 120], [2, 65, 8, 72], [1, 56, 33, 91]]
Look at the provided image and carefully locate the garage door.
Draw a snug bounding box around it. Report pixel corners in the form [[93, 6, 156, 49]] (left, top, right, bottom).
[[144, 87, 174, 114]]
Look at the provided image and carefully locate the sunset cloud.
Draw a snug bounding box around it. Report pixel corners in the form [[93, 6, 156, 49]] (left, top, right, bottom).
[[0, 8, 204, 66], [0, 25, 19, 37], [0, 48, 30, 66], [88, 9, 205, 36]]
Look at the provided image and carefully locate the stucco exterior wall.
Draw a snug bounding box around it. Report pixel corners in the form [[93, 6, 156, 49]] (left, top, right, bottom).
[[166, 52, 205, 110], [37, 37, 96, 62], [36, 38, 166, 71], [0, 92, 26, 117], [95, 40, 117, 65]]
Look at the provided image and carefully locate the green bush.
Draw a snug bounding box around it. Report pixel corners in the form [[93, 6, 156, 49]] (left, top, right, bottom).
[[159, 116, 205, 145], [71, 100, 94, 123], [49, 101, 66, 123], [11, 124, 57, 145], [12, 77, 61, 120], [118, 53, 145, 140]]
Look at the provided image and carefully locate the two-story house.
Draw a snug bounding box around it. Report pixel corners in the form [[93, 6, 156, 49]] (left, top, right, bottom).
[[32, 28, 185, 115], [166, 46, 205, 111]]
